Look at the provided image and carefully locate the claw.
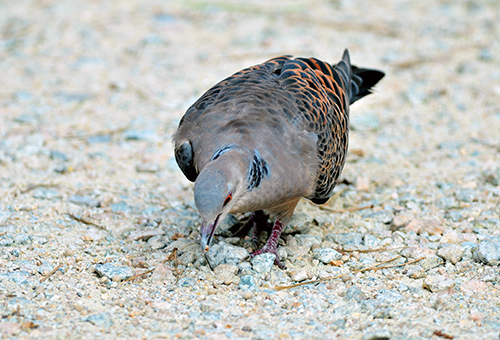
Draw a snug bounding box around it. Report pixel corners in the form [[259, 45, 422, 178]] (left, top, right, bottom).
[[240, 218, 286, 269]]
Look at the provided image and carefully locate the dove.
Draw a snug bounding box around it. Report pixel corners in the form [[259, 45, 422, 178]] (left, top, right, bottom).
[[174, 50, 384, 268]]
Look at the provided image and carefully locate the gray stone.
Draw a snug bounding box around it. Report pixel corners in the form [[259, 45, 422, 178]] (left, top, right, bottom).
[[177, 277, 197, 288], [49, 150, 69, 161], [53, 91, 94, 104], [333, 303, 360, 317], [476, 267, 498, 282], [215, 214, 240, 237], [123, 129, 157, 141], [474, 240, 500, 266], [362, 329, 392, 340], [345, 285, 366, 302], [84, 312, 114, 328], [461, 241, 478, 260], [478, 47, 493, 61], [404, 265, 425, 279], [423, 274, 455, 292], [68, 194, 101, 208], [33, 235, 49, 245], [436, 197, 458, 210], [283, 213, 312, 234], [419, 256, 444, 271], [363, 234, 380, 248], [326, 233, 363, 247], [445, 210, 462, 222], [437, 244, 464, 264], [238, 262, 254, 276], [33, 187, 60, 199], [239, 275, 258, 291], [360, 299, 381, 313], [94, 263, 133, 281], [373, 307, 394, 319], [456, 188, 475, 202], [37, 262, 55, 275], [294, 234, 321, 249], [110, 201, 132, 213], [54, 164, 68, 173], [0, 271, 30, 285], [289, 268, 310, 282], [313, 248, 342, 264], [251, 253, 275, 274], [136, 162, 160, 173], [205, 241, 249, 268], [364, 210, 393, 224], [0, 236, 14, 246], [214, 264, 239, 277], [376, 289, 403, 303], [14, 234, 31, 245], [483, 168, 500, 186], [7, 296, 33, 307], [87, 135, 111, 144]]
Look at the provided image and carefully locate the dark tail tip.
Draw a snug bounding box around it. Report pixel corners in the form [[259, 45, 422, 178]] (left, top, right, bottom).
[[350, 66, 385, 104]]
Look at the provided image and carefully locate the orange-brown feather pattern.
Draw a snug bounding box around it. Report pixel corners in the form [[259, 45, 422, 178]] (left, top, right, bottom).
[[178, 53, 383, 204]]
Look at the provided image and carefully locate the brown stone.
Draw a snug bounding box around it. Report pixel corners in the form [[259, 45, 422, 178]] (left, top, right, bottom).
[[405, 219, 444, 235]]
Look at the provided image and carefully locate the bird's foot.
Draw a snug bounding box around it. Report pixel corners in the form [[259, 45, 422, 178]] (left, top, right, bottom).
[[241, 219, 286, 269], [232, 210, 272, 248]]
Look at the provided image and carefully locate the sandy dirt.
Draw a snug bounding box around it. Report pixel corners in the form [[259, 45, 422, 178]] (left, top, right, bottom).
[[1, 0, 500, 339]]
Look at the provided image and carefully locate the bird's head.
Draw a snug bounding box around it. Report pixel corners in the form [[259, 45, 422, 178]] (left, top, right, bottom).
[[194, 151, 247, 252]]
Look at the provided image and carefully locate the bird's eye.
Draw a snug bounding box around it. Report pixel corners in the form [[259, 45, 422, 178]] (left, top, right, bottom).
[[223, 193, 232, 207]]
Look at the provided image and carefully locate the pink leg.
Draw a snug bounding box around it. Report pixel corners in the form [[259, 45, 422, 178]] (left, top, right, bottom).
[[247, 219, 285, 269]]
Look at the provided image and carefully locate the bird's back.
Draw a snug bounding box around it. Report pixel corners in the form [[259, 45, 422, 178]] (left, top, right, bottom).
[[174, 50, 384, 204]]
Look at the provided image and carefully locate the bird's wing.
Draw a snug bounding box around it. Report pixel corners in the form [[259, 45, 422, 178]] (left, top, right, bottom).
[[173, 56, 292, 182], [275, 52, 353, 203], [174, 51, 383, 203]]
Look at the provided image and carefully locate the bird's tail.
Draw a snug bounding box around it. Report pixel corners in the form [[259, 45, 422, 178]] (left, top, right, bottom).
[[340, 49, 385, 105]]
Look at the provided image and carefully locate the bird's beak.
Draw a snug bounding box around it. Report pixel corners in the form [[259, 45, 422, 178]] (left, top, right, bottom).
[[200, 214, 220, 252]]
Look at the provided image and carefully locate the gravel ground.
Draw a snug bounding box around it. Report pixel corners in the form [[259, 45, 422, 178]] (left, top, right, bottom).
[[1, 0, 500, 339]]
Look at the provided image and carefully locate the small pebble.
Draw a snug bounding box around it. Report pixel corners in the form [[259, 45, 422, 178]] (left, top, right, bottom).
[[239, 275, 258, 291], [474, 240, 500, 266], [242, 292, 253, 300], [289, 269, 310, 282], [313, 248, 342, 264], [84, 312, 114, 328], [326, 233, 363, 247], [345, 285, 366, 302], [95, 263, 133, 281], [423, 274, 455, 292], [135, 162, 160, 173], [437, 243, 464, 264], [68, 194, 101, 208], [405, 219, 444, 235], [362, 329, 392, 340], [294, 234, 322, 248], [251, 253, 275, 274], [460, 279, 488, 295], [206, 242, 249, 267], [32, 187, 60, 199], [63, 249, 75, 257], [376, 289, 403, 303]]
